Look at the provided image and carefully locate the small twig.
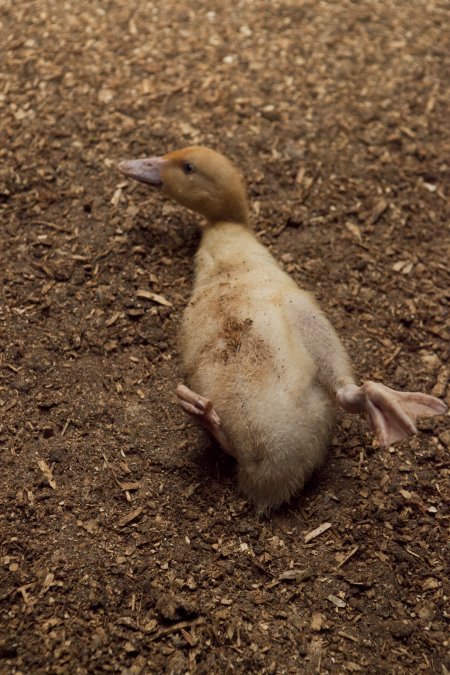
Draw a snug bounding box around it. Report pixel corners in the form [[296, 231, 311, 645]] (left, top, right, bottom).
[[304, 522, 332, 543], [337, 630, 359, 643], [149, 617, 205, 641], [29, 220, 72, 233], [4, 363, 21, 373], [102, 453, 122, 488], [61, 418, 71, 436], [383, 345, 402, 367], [5, 389, 19, 411], [336, 545, 360, 570], [250, 559, 276, 578], [92, 247, 114, 264]]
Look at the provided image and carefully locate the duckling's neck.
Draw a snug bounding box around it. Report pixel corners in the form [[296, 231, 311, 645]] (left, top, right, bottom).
[[194, 221, 274, 281], [206, 198, 249, 228]]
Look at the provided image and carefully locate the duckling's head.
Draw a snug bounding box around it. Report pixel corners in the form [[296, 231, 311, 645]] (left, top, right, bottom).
[[119, 146, 249, 226]]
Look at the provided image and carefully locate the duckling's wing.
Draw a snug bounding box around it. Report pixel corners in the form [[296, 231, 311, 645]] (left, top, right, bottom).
[[289, 296, 447, 446], [289, 299, 354, 395]]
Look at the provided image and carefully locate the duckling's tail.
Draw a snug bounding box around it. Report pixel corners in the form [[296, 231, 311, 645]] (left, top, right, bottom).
[[236, 422, 331, 515]]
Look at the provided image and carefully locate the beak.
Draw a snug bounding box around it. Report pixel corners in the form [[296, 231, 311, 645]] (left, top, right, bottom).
[[118, 157, 166, 187]]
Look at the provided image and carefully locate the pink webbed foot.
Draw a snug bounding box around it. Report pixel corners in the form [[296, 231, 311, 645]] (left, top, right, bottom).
[[176, 383, 235, 457], [336, 381, 447, 448]]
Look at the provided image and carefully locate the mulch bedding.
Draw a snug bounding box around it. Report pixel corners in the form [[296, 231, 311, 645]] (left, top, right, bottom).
[[0, 1, 449, 673]]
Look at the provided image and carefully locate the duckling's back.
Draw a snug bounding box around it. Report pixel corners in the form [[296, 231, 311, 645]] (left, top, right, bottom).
[[179, 223, 334, 512]]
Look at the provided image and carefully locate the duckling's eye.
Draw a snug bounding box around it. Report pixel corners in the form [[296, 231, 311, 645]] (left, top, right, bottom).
[[183, 162, 194, 175]]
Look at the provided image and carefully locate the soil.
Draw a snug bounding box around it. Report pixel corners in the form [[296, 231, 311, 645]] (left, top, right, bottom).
[[1, 1, 449, 673]]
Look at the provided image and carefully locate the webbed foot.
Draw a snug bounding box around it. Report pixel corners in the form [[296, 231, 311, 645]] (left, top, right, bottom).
[[176, 383, 235, 456], [336, 381, 447, 448]]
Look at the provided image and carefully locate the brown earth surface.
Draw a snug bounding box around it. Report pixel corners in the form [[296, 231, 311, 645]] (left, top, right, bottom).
[[1, 1, 449, 673]]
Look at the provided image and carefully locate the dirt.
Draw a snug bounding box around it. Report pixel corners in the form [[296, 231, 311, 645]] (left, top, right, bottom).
[[1, 0, 449, 673]]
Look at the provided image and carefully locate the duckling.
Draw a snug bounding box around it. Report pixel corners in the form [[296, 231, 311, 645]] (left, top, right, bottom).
[[119, 147, 447, 513]]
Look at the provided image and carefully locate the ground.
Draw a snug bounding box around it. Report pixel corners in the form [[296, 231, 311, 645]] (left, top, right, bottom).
[[0, 1, 449, 673]]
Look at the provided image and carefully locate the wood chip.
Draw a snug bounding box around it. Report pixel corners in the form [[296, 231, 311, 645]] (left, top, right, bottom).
[[423, 182, 437, 192], [278, 568, 313, 582], [37, 459, 57, 490], [304, 522, 332, 543], [80, 519, 99, 534], [149, 617, 205, 641], [183, 483, 201, 498], [367, 198, 388, 224], [402, 261, 413, 274], [106, 312, 122, 326], [39, 572, 55, 596], [338, 631, 359, 643], [422, 577, 440, 591], [392, 259, 413, 274], [345, 220, 362, 242], [119, 482, 143, 491], [142, 619, 158, 633], [310, 612, 325, 632], [295, 166, 305, 184], [336, 545, 359, 569], [344, 576, 373, 588], [60, 418, 71, 436], [432, 366, 449, 398], [328, 594, 346, 608], [18, 584, 33, 605], [136, 289, 173, 307], [383, 345, 401, 367], [117, 506, 143, 528], [111, 184, 124, 207], [4, 389, 19, 411]]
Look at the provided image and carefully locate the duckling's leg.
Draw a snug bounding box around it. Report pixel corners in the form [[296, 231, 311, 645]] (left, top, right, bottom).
[[176, 384, 236, 457], [336, 381, 447, 448], [295, 306, 447, 447]]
